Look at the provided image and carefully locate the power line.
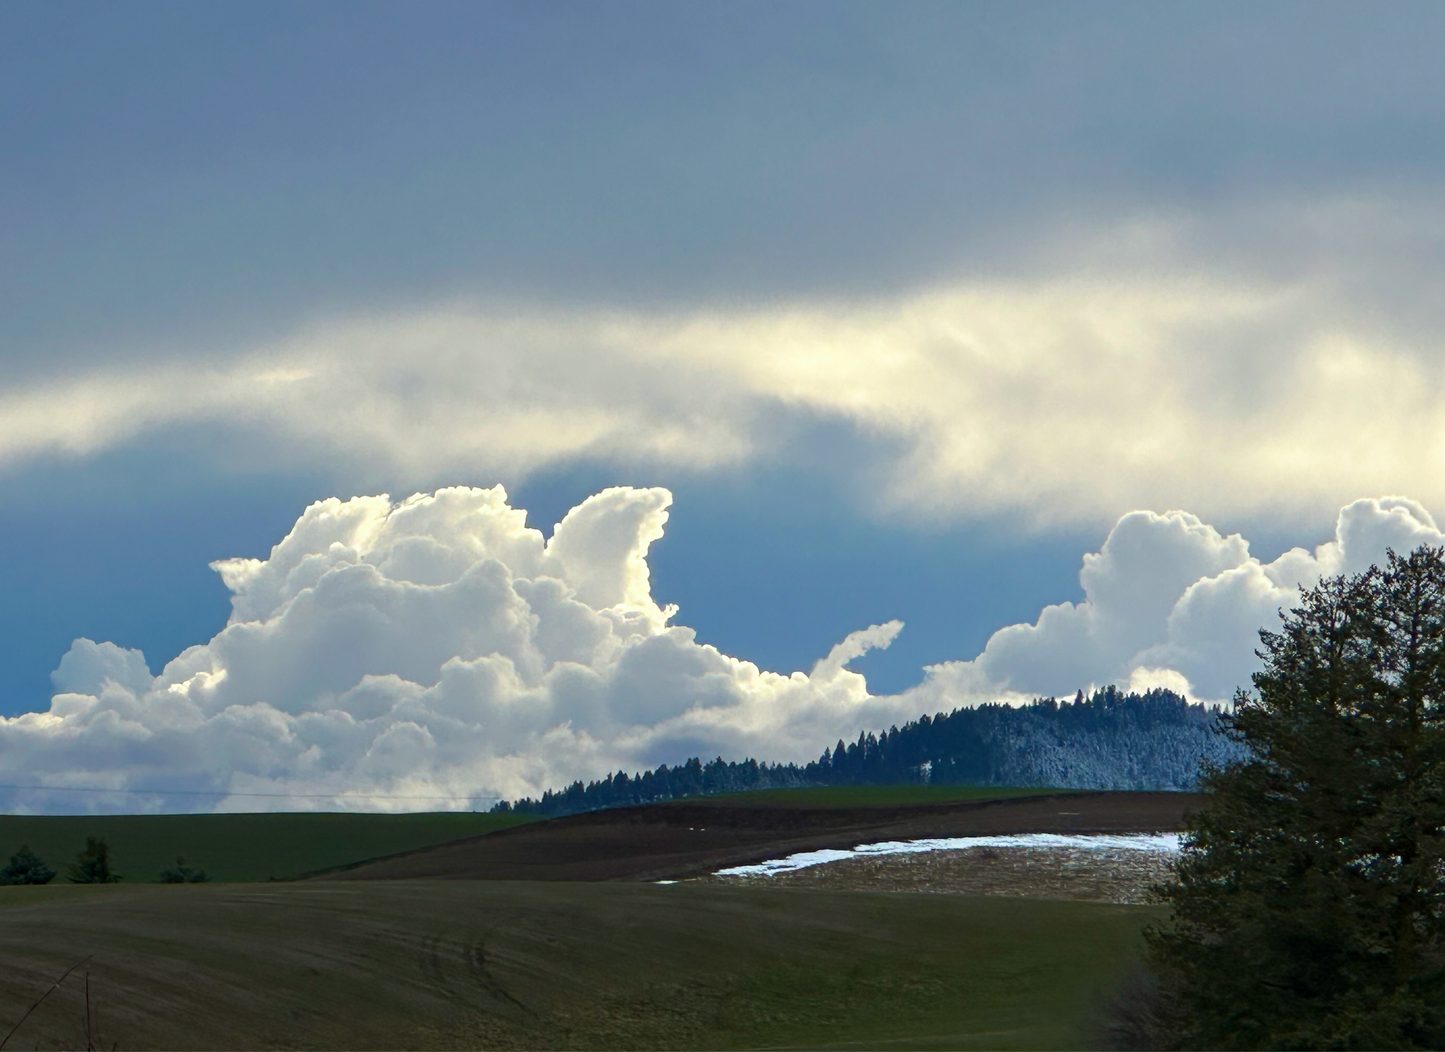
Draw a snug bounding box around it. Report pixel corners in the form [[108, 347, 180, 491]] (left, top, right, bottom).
[[0, 783, 500, 802]]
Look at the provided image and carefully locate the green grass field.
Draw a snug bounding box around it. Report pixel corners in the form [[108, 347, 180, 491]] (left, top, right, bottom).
[[0, 811, 536, 883], [689, 785, 1077, 808], [0, 880, 1156, 1050]]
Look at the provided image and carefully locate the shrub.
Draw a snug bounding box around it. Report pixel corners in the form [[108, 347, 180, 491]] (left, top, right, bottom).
[[157, 856, 208, 883], [67, 837, 121, 884], [0, 844, 56, 885]]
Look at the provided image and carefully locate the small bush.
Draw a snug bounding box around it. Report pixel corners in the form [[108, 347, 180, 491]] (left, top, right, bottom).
[[68, 836, 121, 884], [1097, 965, 1181, 1050], [157, 856, 208, 883], [0, 844, 56, 885]]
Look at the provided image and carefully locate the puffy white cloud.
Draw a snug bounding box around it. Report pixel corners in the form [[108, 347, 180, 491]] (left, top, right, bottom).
[[963, 510, 1252, 698], [0, 485, 910, 812], [920, 496, 1445, 705], [811, 622, 906, 683], [50, 638, 153, 698], [3, 488, 1440, 813]]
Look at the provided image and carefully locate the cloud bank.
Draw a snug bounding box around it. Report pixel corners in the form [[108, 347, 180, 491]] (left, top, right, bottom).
[[918, 496, 1445, 707], [1, 489, 1438, 812], [10, 204, 1445, 530], [1, 486, 907, 811]]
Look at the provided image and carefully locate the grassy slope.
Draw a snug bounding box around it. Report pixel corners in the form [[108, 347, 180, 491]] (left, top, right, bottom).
[[0, 790, 1077, 882], [0, 880, 1155, 1051], [0, 812, 535, 883], [689, 785, 1075, 808]]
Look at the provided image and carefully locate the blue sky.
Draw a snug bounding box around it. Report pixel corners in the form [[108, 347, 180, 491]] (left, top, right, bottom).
[[5, 1, 1445, 808]]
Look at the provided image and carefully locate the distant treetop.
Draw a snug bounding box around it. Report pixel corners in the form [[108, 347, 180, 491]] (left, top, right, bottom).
[[496, 686, 1238, 818]]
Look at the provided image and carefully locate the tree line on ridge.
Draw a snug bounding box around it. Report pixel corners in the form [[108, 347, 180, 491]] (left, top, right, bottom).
[[493, 685, 1242, 817]]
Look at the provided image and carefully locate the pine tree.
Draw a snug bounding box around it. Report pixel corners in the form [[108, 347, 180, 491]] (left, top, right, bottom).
[[68, 836, 122, 884], [1147, 546, 1445, 1049], [0, 844, 56, 885], [157, 856, 208, 883]]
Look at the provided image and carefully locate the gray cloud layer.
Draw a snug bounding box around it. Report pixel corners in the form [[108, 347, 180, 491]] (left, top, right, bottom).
[[7, 4, 1445, 533], [6, 3, 1445, 371], [7, 229, 1445, 526]]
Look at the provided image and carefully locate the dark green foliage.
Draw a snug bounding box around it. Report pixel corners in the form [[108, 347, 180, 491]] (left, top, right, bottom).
[[157, 856, 208, 883], [500, 687, 1239, 817], [498, 755, 813, 816], [0, 844, 56, 885], [813, 686, 1240, 790], [67, 836, 121, 884], [1148, 546, 1445, 1050]]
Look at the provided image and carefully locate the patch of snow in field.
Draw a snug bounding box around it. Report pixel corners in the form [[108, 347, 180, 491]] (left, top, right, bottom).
[[715, 832, 1182, 877]]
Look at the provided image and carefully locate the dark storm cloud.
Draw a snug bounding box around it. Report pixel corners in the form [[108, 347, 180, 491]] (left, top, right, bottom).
[[4, 0, 1445, 376]]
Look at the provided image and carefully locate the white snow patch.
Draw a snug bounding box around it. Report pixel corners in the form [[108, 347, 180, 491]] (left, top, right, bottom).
[[715, 832, 1182, 877]]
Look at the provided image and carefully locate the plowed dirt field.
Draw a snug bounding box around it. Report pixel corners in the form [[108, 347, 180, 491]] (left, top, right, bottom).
[[320, 790, 1204, 883]]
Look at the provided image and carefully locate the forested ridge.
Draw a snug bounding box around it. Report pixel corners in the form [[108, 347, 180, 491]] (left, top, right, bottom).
[[496, 686, 1242, 817]]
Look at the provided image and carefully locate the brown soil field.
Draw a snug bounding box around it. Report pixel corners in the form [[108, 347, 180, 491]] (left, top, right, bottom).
[[321, 791, 1204, 883]]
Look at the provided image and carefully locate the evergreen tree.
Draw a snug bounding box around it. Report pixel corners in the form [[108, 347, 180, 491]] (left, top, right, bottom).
[[0, 844, 56, 885], [68, 836, 122, 884], [1148, 546, 1445, 1050], [157, 856, 208, 883], [494, 687, 1236, 817]]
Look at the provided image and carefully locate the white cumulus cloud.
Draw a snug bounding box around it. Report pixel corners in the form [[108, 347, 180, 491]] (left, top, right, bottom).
[[2, 489, 1439, 813], [0, 485, 909, 812], [918, 496, 1445, 705]]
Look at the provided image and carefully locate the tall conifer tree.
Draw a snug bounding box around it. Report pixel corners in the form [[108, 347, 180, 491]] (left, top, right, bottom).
[[1148, 546, 1445, 1049]]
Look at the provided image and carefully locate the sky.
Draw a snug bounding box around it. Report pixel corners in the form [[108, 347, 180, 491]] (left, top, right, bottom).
[[4, 1, 1445, 811]]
